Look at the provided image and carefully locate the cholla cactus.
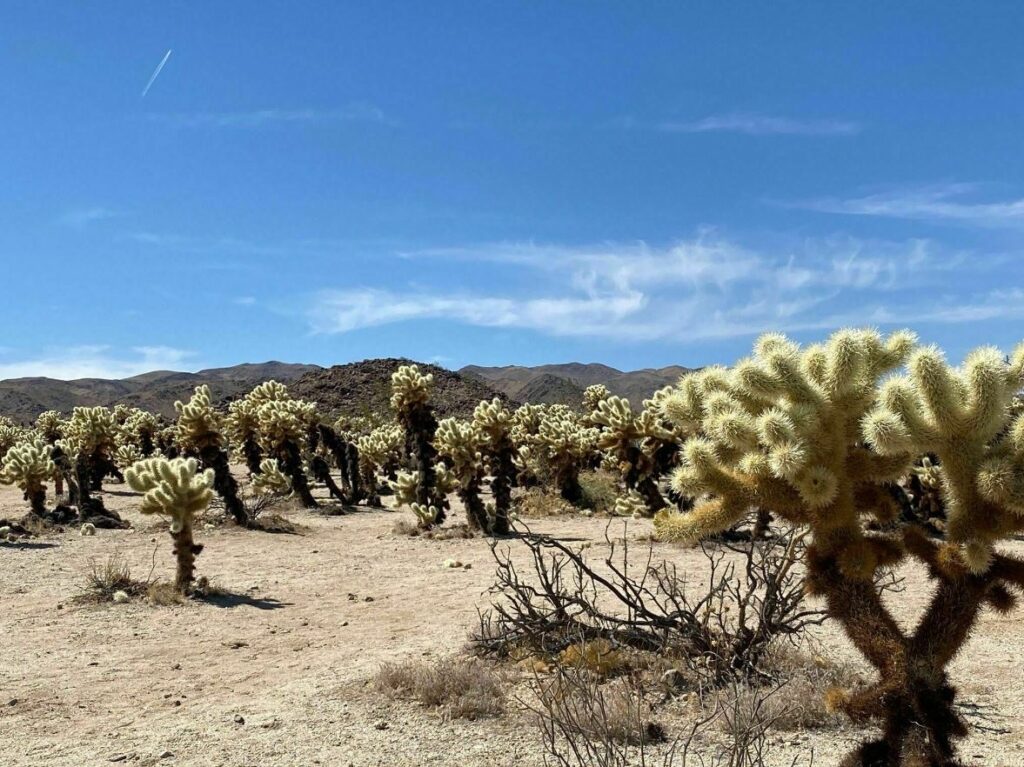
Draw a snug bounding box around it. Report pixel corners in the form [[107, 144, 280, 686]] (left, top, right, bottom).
[[61, 406, 122, 494], [126, 457, 213, 593], [591, 396, 672, 514], [0, 438, 56, 515], [121, 409, 159, 456], [316, 423, 363, 504], [581, 384, 612, 422], [0, 422, 28, 461], [472, 398, 516, 534], [246, 379, 291, 406], [256, 397, 319, 508], [435, 418, 489, 531], [114, 443, 143, 470], [251, 459, 292, 496], [659, 328, 1024, 766], [391, 365, 446, 525], [175, 385, 249, 527], [612, 489, 648, 519], [226, 397, 263, 476], [356, 424, 404, 507], [34, 411, 65, 444], [534, 406, 598, 503]]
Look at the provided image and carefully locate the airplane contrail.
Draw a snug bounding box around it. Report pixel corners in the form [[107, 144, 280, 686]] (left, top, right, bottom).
[[141, 49, 173, 98]]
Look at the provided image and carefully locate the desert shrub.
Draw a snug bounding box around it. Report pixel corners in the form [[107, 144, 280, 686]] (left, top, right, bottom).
[[577, 469, 620, 513], [515, 487, 574, 518], [374, 656, 505, 720], [474, 528, 824, 687]]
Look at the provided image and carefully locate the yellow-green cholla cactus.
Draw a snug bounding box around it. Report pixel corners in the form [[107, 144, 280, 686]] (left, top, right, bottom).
[[0, 438, 56, 515], [251, 458, 292, 496], [126, 457, 214, 592], [658, 329, 1024, 766], [472, 398, 516, 534], [256, 398, 319, 508], [390, 365, 445, 525], [435, 417, 489, 531], [591, 395, 672, 514]]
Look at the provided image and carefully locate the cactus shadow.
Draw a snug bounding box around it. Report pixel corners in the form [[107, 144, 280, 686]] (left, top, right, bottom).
[[198, 592, 291, 610], [0, 541, 60, 550]]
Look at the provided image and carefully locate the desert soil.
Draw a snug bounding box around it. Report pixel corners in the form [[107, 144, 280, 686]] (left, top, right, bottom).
[[2, 474, 1023, 767]]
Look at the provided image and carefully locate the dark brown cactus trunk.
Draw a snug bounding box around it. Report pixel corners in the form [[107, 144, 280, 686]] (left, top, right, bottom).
[[27, 486, 46, 516], [278, 439, 318, 508], [490, 438, 516, 536], [310, 455, 346, 504], [198, 444, 250, 527], [171, 522, 203, 593], [808, 533, 1024, 767], [242, 438, 262, 477], [345, 443, 364, 504], [460, 475, 490, 533]]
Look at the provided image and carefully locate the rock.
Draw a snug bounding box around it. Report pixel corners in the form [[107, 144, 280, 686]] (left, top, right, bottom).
[[462, 562, 472, 570], [233, 714, 245, 725], [159, 750, 174, 759], [6, 698, 17, 706], [374, 720, 389, 730], [108, 755, 127, 763], [443, 559, 463, 568]]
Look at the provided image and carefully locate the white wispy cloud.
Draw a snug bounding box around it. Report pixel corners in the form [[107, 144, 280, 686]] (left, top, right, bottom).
[[0, 346, 193, 381], [151, 103, 395, 128], [654, 113, 862, 136], [307, 234, 997, 343], [788, 183, 1024, 226], [59, 207, 121, 227]]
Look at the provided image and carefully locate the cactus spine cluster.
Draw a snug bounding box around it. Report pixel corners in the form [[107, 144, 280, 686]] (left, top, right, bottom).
[[126, 457, 214, 592], [590, 395, 671, 514], [658, 329, 1024, 766]]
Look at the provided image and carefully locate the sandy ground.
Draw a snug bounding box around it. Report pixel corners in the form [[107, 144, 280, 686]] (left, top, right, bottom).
[[2, 474, 1023, 767]]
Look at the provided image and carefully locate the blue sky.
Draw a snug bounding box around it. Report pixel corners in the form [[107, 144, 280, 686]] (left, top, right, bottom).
[[3, 2, 1024, 378]]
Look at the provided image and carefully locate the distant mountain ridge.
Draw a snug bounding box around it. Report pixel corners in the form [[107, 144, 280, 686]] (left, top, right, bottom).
[[460, 362, 694, 408], [0, 362, 320, 423], [0, 359, 694, 424]]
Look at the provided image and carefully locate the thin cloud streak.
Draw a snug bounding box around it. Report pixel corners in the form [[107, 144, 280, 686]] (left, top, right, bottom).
[[151, 104, 395, 128], [655, 113, 862, 136], [787, 183, 1024, 226]]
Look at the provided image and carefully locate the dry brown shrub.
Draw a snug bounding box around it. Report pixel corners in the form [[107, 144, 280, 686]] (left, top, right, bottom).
[[146, 581, 186, 606], [515, 487, 574, 518], [374, 656, 505, 720], [577, 470, 619, 513]]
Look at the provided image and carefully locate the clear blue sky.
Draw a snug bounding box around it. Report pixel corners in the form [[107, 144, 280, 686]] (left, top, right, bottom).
[[3, 2, 1024, 378]]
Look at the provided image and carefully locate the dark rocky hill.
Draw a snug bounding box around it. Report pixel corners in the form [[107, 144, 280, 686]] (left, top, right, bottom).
[[290, 358, 512, 420]]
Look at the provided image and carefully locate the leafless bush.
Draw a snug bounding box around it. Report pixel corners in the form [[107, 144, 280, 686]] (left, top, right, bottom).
[[473, 525, 825, 685], [374, 656, 505, 720]]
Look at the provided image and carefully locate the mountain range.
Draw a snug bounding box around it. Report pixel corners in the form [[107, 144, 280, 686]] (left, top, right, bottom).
[[0, 359, 693, 424]]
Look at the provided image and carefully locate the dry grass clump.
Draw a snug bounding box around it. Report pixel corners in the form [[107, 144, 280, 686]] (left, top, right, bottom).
[[733, 644, 866, 731], [374, 656, 505, 720], [514, 487, 574, 518], [77, 552, 150, 603]]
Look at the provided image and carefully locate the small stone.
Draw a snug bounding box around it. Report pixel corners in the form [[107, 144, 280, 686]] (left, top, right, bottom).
[[363, 596, 374, 602], [108, 756, 127, 763], [171, 663, 181, 671], [223, 640, 248, 649], [159, 751, 174, 759], [462, 562, 472, 570], [233, 714, 245, 725], [443, 559, 463, 568], [374, 720, 389, 730], [6, 698, 17, 706]]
